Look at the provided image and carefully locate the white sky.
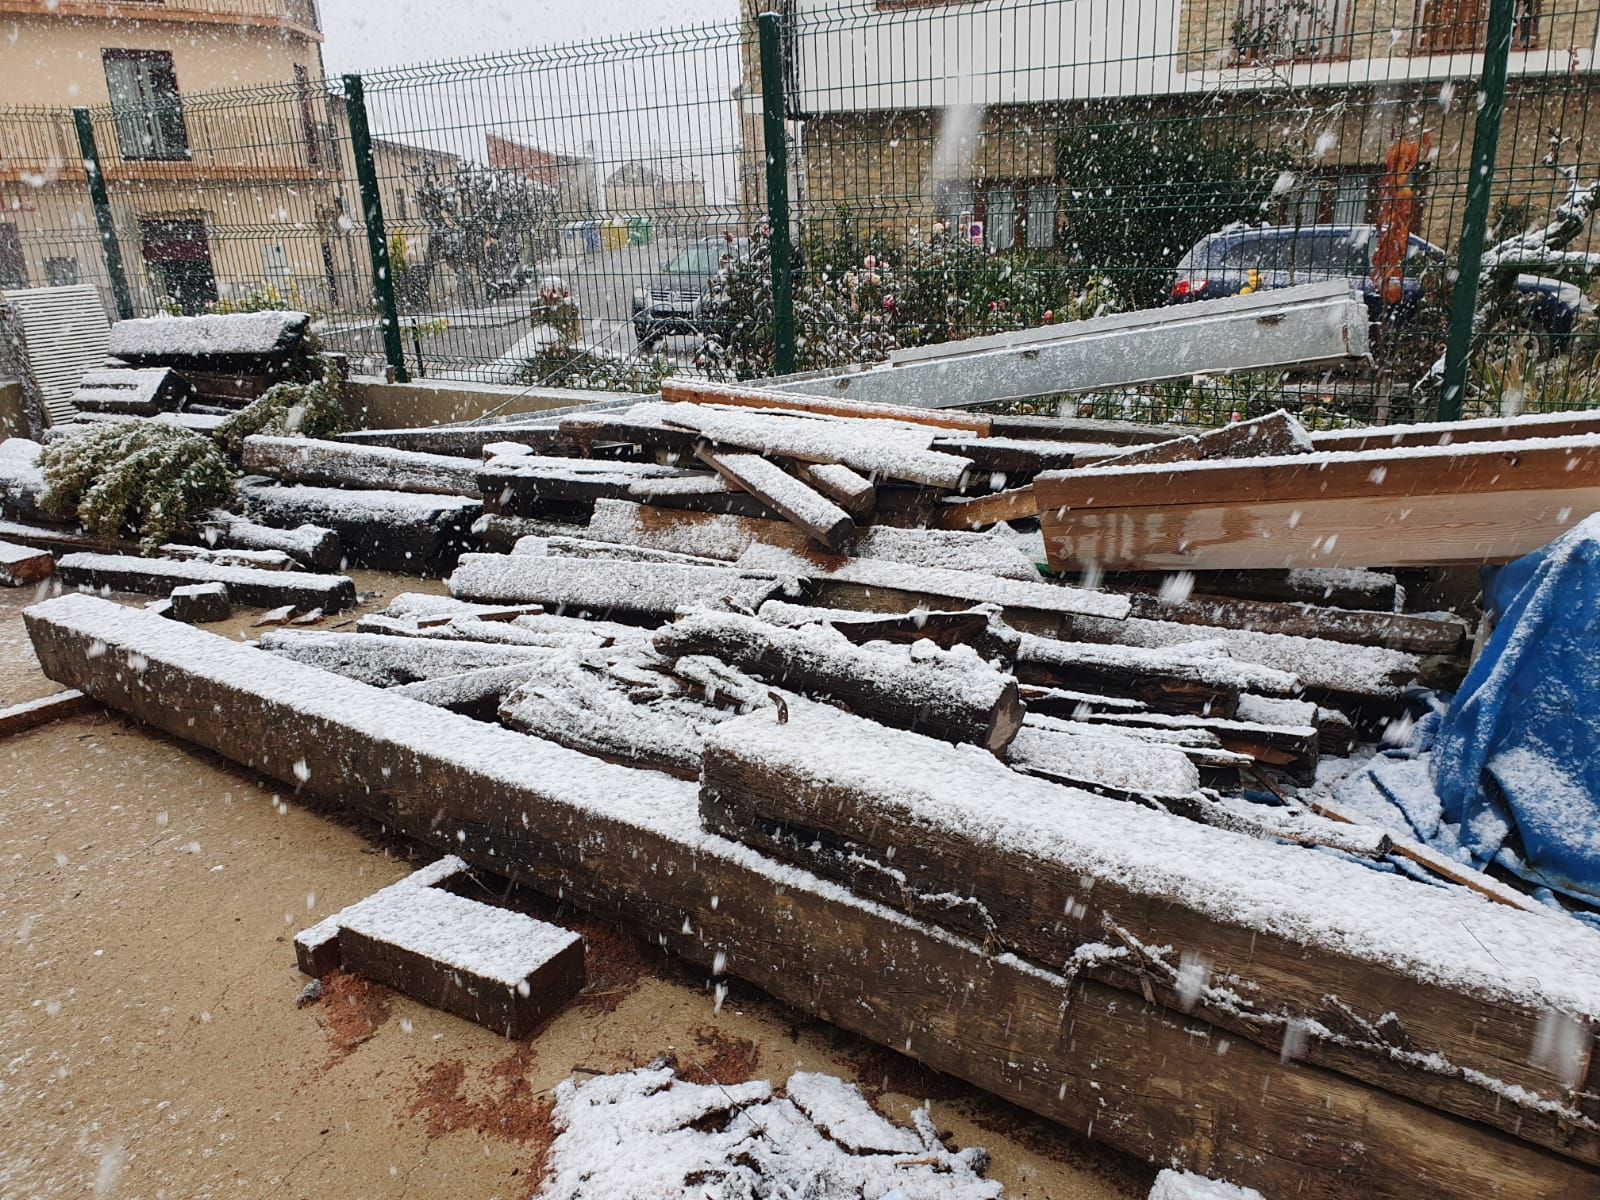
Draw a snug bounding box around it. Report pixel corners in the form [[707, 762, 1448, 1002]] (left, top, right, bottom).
[[320, 0, 740, 74]]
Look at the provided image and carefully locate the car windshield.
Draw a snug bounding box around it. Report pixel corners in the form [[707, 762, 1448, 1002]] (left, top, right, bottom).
[[665, 243, 732, 276], [1213, 230, 1371, 274]]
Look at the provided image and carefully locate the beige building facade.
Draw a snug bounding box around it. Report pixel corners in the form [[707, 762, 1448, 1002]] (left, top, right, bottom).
[[0, 0, 345, 314]]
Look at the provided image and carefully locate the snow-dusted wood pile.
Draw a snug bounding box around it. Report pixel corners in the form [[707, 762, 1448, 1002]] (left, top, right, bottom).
[[17, 384, 1600, 1197]]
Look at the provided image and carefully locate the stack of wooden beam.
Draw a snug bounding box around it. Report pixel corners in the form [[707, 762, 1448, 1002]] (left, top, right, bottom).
[[21, 381, 1600, 1198]]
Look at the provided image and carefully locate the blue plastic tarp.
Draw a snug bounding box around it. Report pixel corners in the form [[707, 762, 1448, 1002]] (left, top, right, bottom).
[[1431, 515, 1600, 901]]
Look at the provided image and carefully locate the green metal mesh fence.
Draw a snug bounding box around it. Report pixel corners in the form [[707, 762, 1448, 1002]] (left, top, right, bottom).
[[3, 0, 1599, 425]]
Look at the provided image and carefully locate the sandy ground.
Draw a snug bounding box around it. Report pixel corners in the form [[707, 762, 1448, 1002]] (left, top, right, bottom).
[[0, 574, 1153, 1200]]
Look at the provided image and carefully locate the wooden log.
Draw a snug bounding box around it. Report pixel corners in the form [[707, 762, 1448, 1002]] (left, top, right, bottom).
[[987, 413, 1189, 444], [626, 473, 780, 520], [756, 598, 1022, 666], [1058, 613, 1420, 707], [258, 629, 553, 688], [558, 411, 702, 460], [0, 539, 53, 586], [106, 311, 309, 375], [239, 481, 480, 575], [526, 534, 725, 567], [447, 554, 788, 623], [25, 595, 1600, 1198], [241, 435, 482, 497], [471, 512, 582, 552], [1092, 410, 1312, 469], [1122, 590, 1467, 655], [0, 437, 45, 522], [658, 377, 993, 435], [927, 485, 1040, 531], [498, 657, 731, 779], [1014, 637, 1244, 717], [389, 664, 549, 720], [0, 689, 97, 737], [653, 610, 1025, 753], [1035, 434, 1600, 572], [586, 500, 1040, 580], [200, 510, 343, 570], [699, 699, 1600, 1162], [790, 462, 875, 521], [693, 446, 856, 552], [338, 885, 585, 1037], [57, 552, 356, 612]]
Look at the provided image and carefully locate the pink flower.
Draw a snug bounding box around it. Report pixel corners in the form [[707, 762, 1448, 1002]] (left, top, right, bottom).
[[1042, 309, 1054, 323], [863, 254, 877, 269], [882, 295, 896, 311]]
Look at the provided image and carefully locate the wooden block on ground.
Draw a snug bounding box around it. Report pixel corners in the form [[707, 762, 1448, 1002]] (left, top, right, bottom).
[[168, 582, 231, 623], [0, 539, 53, 586], [340, 884, 584, 1037], [294, 856, 469, 977], [0, 689, 97, 737], [239, 481, 480, 575]]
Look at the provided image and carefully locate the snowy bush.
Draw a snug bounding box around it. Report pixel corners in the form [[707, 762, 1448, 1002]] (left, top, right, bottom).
[[40, 424, 237, 552], [214, 364, 349, 457], [415, 164, 557, 303]]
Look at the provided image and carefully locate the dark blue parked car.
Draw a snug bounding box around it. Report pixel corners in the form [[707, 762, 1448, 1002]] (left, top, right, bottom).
[[1169, 224, 1591, 341]]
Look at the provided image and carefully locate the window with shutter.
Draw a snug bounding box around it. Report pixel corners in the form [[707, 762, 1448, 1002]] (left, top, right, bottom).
[[102, 50, 190, 162]]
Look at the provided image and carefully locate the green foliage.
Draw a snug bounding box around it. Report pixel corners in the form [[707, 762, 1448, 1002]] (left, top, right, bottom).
[[1054, 115, 1287, 308], [39, 423, 236, 553], [1464, 338, 1600, 419], [510, 344, 673, 393], [215, 365, 350, 457]]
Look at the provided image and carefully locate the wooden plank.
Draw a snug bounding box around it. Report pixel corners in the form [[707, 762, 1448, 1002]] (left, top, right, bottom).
[[659, 377, 993, 435], [1035, 433, 1600, 514], [927, 436, 1084, 476], [791, 461, 875, 521], [927, 486, 1040, 531], [478, 458, 687, 516], [241, 435, 481, 497], [694, 446, 855, 552], [0, 539, 54, 586], [1311, 409, 1600, 453], [0, 689, 97, 737], [447, 554, 788, 623], [653, 610, 1025, 753], [1104, 567, 1400, 612], [258, 629, 555, 687], [699, 699, 1600, 1163], [1092, 410, 1312, 469], [0, 518, 140, 559], [28, 594, 1600, 1198], [1076, 710, 1319, 784], [1045, 487, 1600, 572], [57, 552, 356, 612], [1123, 591, 1468, 655]]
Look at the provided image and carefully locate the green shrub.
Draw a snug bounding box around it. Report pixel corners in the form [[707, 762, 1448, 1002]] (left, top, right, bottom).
[[215, 365, 349, 457], [40, 423, 237, 552]]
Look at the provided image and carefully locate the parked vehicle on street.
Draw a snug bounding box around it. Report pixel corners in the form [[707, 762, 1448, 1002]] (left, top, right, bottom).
[[1168, 224, 1591, 341], [632, 236, 748, 347]]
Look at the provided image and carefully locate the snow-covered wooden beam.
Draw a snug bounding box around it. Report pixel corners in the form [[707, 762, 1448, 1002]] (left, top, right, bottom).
[[23, 594, 1599, 1195], [754, 282, 1371, 410], [241, 435, 483, 497], [56, 552, 356, 612], [700, 699, 1600, 1163], [1035, 433, 1600, 572], [239, 480, 480, 575]]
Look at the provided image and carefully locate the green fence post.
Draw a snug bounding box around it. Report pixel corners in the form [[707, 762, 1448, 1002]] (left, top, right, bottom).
[[1438, 0, 1516, 421], [342, 73, 409, 383], [757, 12, 796, 377], [72, 107, 133, 321]]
